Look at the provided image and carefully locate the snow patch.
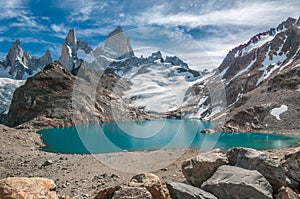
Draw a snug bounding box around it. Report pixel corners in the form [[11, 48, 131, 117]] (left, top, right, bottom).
[[226, 58, 256, 84], [66, 44, 72, 57], [296, 88, 300, 92], [256, 46, 287, 86], [270, 105, 288, 120]]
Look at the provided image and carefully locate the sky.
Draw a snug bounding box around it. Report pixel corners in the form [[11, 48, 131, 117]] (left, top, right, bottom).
[[0, 0, 299, 70]]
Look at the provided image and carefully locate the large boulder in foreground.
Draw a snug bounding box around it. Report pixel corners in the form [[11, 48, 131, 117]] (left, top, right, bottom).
[[166, 181, 217, 199], [201, 165, 273, 199], [112, 187, 152, 199], [182, 149, 228, 187], [227, 147, 287, 190], [0, 177, 58, 199], [280, 147, 300, 188], [129, 173, 168, 199]]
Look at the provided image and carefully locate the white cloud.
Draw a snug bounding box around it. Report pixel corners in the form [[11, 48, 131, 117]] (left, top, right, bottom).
[[54, 0, 108, 22], [130, 0, 300, 28], [51, 24, 63, 33], [0, 0, 28, 19]]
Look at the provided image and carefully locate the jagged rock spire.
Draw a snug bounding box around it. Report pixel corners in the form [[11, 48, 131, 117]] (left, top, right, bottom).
[[2, 40, 52, 79], [104, 26, 134, 59], [59, 29, 78, 71]]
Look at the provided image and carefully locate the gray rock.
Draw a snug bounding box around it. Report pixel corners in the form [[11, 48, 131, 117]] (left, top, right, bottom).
[[281, 147, 300, 188], [201, 165, 273, 199], [112, 187, 152, 199], [182, 149, 228, 187], [228, 147, 287, 190], [42, 160, 53, 167], [166, 181, 217, 199]]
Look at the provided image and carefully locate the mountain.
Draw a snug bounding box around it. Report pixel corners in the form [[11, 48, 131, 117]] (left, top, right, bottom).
[[179, 17, 300, 132], [58, 27, 203, 114], [0, 40, 52, 80], [0, 40, 52, 122], [6, 61, 149, 128], [59, 29, 93, 71], [104, 26, 135, 59]]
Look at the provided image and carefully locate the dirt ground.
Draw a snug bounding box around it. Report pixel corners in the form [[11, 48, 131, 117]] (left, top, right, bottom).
[[0, 124, 200, 198]]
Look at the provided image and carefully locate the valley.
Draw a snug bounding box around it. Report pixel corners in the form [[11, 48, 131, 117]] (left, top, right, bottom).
[[0, 11, 299, 199]]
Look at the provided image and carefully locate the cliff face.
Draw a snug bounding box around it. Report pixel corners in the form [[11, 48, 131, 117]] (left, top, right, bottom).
[[6, 62, 148, 128]]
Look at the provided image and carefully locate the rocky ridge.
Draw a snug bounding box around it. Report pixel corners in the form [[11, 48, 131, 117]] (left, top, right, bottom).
[[177, 17, 300, 132]]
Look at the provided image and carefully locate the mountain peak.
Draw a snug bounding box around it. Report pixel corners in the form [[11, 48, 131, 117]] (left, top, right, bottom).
[[104, 26, 134, 58], [107, 26, 124, 38], [276, 17, 297, 31], [65, 29, 77, 47]]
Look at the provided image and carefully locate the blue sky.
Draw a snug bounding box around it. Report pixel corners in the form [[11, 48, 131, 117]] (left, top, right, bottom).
[[0, 0, 299, 70]]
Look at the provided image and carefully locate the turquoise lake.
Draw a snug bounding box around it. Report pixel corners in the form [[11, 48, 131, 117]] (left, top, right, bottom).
[[38, 119, 300, 154]]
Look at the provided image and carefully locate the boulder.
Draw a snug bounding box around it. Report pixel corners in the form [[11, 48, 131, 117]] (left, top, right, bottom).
[[166, 181, 217, 199], [281, 147, 300, 188], [94, 186, 121, 199], [201, 165, 273, 199], [112, 187, 152, 199], [182, 149, 228, 187], [129, 173, 167, 199], [227, 147, 287, 190], [275, 187, 300, 199], [0, 177, 58, 199]]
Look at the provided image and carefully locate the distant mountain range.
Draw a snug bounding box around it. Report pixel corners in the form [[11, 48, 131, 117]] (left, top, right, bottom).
[[1, 17, 299, 132]]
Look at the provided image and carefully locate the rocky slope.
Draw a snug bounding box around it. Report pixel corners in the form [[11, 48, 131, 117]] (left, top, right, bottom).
[[179, 17, 300, 132], [6, 61, 148, 128]]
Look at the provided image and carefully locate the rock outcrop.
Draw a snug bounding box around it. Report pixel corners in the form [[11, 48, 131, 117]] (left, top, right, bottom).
[[181, 149, 228, 187], [201, 165, 273, 199], [1, 40, 52, 79], [166, 181, 217, 199], [227, 147, 287, 190], [0, 177, 58, 199]]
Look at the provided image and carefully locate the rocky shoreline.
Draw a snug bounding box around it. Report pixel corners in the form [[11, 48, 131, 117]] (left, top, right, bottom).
[[1, 124, 300, 198]]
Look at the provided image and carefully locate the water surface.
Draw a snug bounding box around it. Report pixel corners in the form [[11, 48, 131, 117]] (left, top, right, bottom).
[[38, 119, 300, 154]]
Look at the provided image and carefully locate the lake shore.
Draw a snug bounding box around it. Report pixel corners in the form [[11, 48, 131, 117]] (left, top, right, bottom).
[[1, 124, 299, 198]]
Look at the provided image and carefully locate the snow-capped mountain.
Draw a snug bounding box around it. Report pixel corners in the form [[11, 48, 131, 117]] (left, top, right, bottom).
[[58, 27, 203, 113], [180, 17, 300, 132], [0, 39, 52, 122], [0, 40, 52, 80]]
